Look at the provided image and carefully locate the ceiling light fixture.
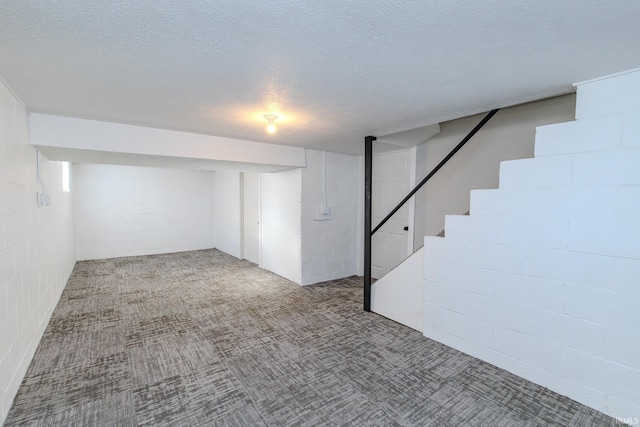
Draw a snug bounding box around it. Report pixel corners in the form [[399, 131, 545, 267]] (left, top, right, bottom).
[[264, 114, 278, 134]]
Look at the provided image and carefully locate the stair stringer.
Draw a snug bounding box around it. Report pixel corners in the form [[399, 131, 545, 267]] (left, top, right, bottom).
[[371, 247, 424, 332]]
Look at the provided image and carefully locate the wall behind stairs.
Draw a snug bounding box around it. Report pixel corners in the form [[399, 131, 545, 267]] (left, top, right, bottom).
[[74, 164, 215, 260], [423, 69, 640, 420], [414, 94, 576, 246], [0, 79, 75, 423]]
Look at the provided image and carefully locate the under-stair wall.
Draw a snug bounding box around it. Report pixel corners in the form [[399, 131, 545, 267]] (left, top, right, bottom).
[[371, 247, 424, 332], [423, 68, 640, 420]]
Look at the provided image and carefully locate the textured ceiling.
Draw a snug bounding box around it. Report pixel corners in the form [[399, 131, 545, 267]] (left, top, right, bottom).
[[1, 1, 639, 155]]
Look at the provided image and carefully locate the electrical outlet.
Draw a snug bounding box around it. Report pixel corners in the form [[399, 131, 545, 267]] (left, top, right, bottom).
[[38, 193, 50, 207], [314, 205, 332, 221]]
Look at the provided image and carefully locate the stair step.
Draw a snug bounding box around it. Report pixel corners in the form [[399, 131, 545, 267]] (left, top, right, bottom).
[[444, 214, 496, 242], [575, 68, 640, 119], [470, 188, 529, 217], [534, 115, 622, 157], [499, 156, 571, 188], [437, 211, 468, 237]]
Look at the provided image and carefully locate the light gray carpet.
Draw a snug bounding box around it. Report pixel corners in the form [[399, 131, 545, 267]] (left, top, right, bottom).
[[5, 249, 615, 426]]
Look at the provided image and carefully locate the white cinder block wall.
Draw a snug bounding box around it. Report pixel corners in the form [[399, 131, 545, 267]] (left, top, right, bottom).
[[0, 80, 75, 423], [424, 69, 640, 420], [73, 164, 215, 260], [301, 150, 359, 285]]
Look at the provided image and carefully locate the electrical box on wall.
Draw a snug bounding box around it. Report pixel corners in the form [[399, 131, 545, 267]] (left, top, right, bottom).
[[314, 205, 332, 221], [37, 192, 50, 207]]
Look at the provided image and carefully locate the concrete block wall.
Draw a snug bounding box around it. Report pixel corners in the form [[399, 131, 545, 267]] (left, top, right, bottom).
[[301, 150, 359, 285], [423, 68, 640, 420], [73, 164, 215, 260], [0, 80, 75, 423]]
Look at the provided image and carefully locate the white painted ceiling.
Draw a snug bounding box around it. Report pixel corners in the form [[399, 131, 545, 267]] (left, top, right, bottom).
[[1, 1, 639, 155]]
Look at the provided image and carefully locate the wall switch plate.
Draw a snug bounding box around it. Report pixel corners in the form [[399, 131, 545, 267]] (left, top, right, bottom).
[[38, 192, 50, 207], [314, 205, 332, 221]]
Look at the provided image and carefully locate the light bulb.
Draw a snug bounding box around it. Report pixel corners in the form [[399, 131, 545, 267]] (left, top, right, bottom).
[[264, 114, 278, 135]]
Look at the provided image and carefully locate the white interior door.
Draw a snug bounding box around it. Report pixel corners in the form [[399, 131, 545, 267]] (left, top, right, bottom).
[[371, 148, 411, 279], [242, 172, 260, 264]]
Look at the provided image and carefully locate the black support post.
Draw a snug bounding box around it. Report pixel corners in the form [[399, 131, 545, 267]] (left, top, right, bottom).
[[364, 135, 375, 312]]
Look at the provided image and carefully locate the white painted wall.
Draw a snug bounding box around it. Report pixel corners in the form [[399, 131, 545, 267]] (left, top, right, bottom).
[[414, 94, 576, 243], [371, 247, 424, 332], [242, 172, 260, 264], [424, 69, 640, 420], [213, 170, 242, 259], [260, 169, 302, 284], [29, 113, 307, 172], [73, 164, 215, 260], [0, 80, 75, 424], [301, 150, 359, 285]]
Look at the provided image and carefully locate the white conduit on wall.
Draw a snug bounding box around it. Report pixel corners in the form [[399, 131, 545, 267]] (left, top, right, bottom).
[[36, 150, 50, 207], [314, 151, 333, 221], [322, 151, 327, 208]]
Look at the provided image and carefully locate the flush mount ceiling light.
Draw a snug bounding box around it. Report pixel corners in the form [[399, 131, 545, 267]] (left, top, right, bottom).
[[264, 114, 278, 134]]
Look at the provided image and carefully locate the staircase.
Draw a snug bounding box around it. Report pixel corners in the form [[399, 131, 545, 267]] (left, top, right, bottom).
[[419, 69, 640, 420]]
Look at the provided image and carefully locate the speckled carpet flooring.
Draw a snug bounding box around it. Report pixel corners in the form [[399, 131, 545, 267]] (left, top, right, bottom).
[[5, 249, 615, 426]]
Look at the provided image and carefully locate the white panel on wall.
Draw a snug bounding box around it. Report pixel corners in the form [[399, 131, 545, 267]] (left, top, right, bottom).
[[260, 168, 302, 284], [301, 150, 359, 285], [73, 164, 215, 260], [0, 81, 75, 424], [213, 170, 242, 259]]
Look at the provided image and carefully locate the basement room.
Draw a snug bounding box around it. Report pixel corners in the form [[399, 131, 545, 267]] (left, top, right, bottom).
[[1, 1, 639, 426]]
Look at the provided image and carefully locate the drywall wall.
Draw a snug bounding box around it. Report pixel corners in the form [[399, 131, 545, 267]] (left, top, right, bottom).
[[414, 94, 576, 246], [29, 113, 307, 172], [0, 80, 75, 423], [371, 247, 424, 332], [423, 69, 640, 420], [213, 170, 242, 259], [73, 164, 215, 260], [260, 168, 302, 284], [242, 172, 260, 264], [301, 150, 359, 285]]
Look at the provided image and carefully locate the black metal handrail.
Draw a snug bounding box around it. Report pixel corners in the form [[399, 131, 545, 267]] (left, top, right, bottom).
[[364, 108, 500, 311]]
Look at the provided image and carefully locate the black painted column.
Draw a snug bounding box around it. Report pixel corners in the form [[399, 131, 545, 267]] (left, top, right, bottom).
[[364, 135, 375, 312]]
